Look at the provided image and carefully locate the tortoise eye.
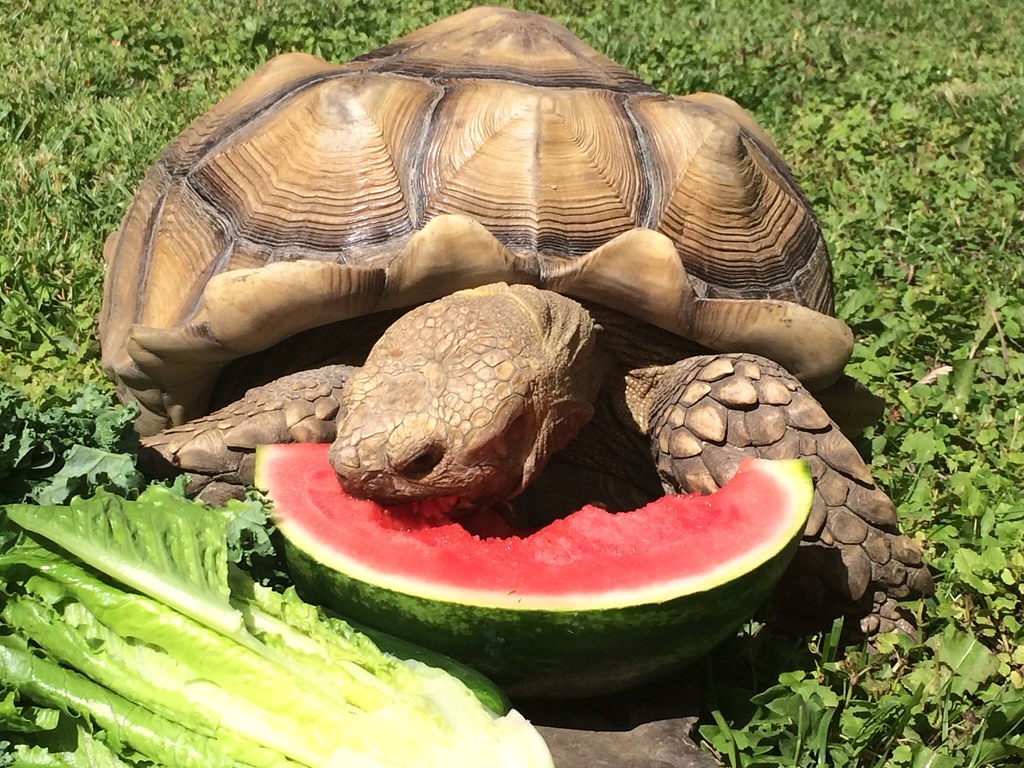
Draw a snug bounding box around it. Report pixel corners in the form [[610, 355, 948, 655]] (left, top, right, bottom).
[[394, 443, 445, 479]]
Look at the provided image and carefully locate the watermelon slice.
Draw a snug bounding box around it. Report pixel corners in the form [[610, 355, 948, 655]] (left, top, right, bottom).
[[256, 443, 811, 697]]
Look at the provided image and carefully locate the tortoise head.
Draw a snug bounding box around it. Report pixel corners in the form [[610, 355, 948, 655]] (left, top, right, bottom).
[[328, 283, 602, 508]]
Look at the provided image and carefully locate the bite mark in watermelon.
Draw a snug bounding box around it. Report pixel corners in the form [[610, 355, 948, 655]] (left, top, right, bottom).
[[256, 443, 811, 697]]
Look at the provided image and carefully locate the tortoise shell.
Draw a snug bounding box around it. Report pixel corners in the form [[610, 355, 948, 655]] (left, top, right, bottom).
[[100, 6, 850, 436]]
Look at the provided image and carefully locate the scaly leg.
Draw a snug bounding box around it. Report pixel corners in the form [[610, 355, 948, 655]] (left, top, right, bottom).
[[139, 364, 356, 505], [646, 353, 933, 635]]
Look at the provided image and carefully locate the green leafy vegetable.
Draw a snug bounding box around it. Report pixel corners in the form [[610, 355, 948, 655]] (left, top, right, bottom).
[[0, 489, 551, 767], [0, 708, 134, 768], [32, 445, 144, 507], [0, 384, 140, 505], [223, 492, 292, 591]]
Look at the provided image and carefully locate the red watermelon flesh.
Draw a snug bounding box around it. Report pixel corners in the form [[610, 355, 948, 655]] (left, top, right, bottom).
[[259, 443, 811, 610]]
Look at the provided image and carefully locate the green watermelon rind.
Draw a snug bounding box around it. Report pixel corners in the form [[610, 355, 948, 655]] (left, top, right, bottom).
[[260, 452, 811, 698], [284, 532, 801, 697]]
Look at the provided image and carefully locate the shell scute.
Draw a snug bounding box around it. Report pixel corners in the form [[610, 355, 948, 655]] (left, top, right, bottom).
[[421, 81, 642, 256], [636, 96, 833, 313], [189, 73, 438, 256], [140, 183, 231, 329], [101, 7, 842, 431]]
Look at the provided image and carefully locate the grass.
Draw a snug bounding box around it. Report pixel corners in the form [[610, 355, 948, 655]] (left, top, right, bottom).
[[2, 0, 1022, 764]]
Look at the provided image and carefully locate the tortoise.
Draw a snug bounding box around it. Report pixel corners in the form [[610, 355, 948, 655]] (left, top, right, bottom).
[[100, 6, 931, 634]]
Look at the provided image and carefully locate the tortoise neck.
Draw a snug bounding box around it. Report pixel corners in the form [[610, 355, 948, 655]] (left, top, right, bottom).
[[586, 303, 709, 431]]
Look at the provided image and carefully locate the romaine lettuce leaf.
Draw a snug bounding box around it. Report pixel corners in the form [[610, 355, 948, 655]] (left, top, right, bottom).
[[6, 485, 241, 637], [0, 489, 552, 768], [2, 719, 135, 768], [0, 638, 269, 767]]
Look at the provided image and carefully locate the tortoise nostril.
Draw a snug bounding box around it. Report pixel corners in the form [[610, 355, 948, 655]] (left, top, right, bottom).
[[392, 443, 445, 479]]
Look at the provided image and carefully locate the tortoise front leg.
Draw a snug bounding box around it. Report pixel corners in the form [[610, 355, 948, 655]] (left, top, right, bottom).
[[138, 364, 357, 505], [645, 353, 933, 636]]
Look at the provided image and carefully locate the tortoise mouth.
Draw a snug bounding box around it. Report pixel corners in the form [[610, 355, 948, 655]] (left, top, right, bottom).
[[358, 455, 664, 542], [360, 491, 525, 541], [329, 453, 531, 511]]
